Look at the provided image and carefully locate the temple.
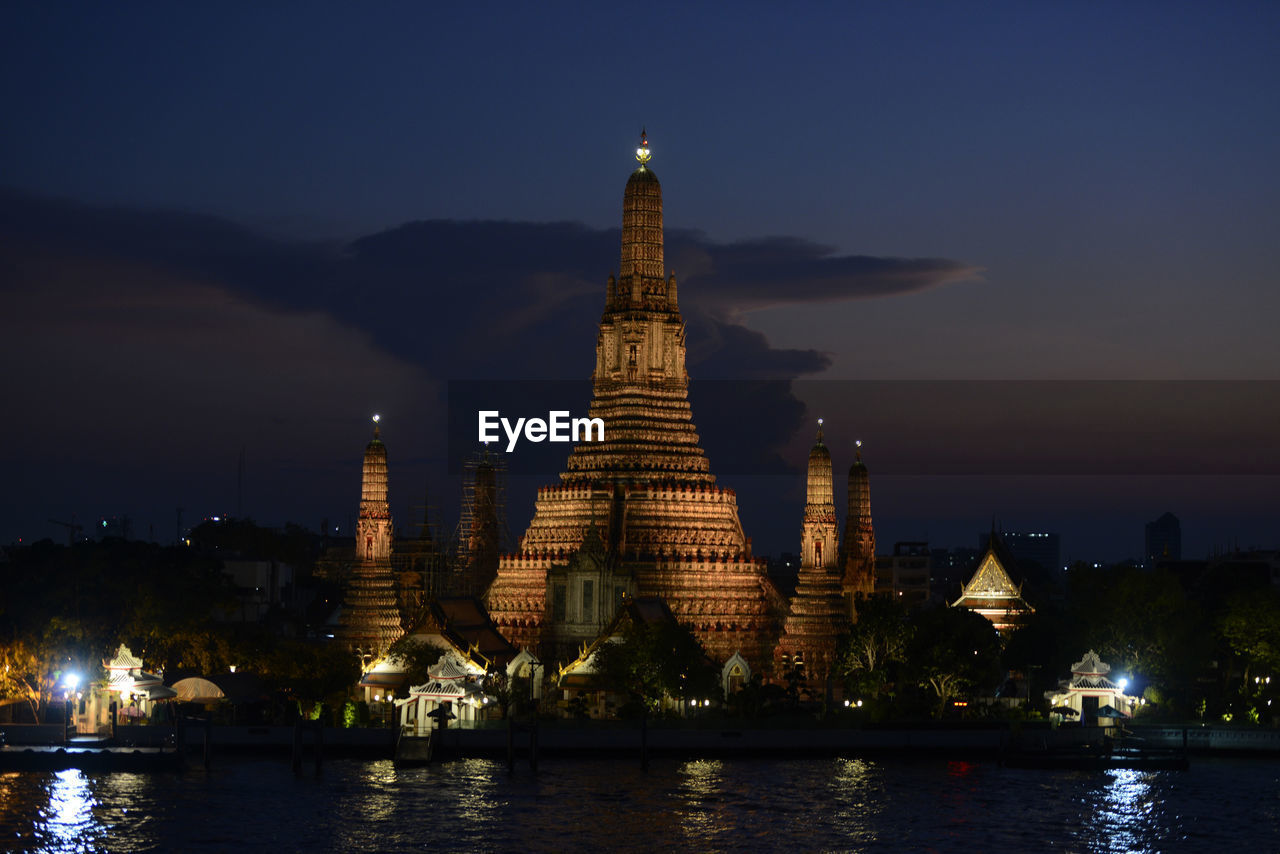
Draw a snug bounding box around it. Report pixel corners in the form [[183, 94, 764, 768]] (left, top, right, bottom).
[[338, 416, 406, 663], [773, 421, 851, 682], [484, 133, 784, 670], [841, 440, 876, 616], [951, 528, 1034, 633], [1044, 650, 1136, 724]]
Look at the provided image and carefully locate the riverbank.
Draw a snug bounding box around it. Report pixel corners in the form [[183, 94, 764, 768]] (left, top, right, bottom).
[[6, 720, 1279, 762]]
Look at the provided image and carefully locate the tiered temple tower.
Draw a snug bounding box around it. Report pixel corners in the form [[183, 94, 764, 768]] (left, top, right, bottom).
[[339, 416, 405, 663], [841, 440, 877, 617], [485, 133, 784, 669], [773, 421, 850, 682]]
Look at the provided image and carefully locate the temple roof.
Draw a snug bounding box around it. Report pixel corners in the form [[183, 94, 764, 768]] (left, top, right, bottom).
[[952, 532, 1033, 624], [557, 596, 689, 684], [402, 596, 518, 672], [105, 644, 144, 671], [955, 551, 1024, 600], [1071, 649, 1111, 676]]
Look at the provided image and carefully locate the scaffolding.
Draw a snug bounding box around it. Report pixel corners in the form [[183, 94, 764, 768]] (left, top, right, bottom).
[[449, 447, 512, 596], [394, 481, 450, 626]]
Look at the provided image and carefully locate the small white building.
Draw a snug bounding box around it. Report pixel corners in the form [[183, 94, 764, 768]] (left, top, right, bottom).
[[395, 653, 495, 735], [98, 645, 176, 729], [1045, 650, 1136, 724]]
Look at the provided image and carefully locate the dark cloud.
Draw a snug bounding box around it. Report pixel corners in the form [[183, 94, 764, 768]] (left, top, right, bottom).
[[665, 232, 980, 321], [0, 189, 973, 545]]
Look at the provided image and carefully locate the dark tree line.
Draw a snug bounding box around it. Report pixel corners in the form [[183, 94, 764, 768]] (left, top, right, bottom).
[[838, 561, 1280, 723], [0, 523, 355, 721]]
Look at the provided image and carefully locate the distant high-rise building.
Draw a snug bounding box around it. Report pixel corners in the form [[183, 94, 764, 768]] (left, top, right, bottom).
[[1145, 512, 1182, 566], [875, 542, 931, 607], [979, 531, 1062, 572]]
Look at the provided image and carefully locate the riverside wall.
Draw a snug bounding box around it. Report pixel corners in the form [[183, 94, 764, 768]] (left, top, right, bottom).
[[4, 722, 1279, 758]]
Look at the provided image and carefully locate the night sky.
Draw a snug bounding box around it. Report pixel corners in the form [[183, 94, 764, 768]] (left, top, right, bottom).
[[3, 2, 1277, 563]]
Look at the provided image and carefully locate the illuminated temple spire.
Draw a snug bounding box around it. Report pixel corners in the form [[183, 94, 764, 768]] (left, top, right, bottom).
[[803, 418, 837, 568], [774, 419, 849, 683], [339, 414, 404, 663], [486, 134, 782, 669], [607, 130, 679, 315], [842, 439, 877, 615]]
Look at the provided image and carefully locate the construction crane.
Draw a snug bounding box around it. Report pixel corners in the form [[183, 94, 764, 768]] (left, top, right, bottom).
[[48, 517, 83, 546]]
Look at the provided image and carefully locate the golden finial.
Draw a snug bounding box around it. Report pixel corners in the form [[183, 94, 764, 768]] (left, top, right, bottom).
[[372, 413, 381, 438], [635, 128, 651, 165], [855, 438, 862, 462], [816, 417, 825, 444]]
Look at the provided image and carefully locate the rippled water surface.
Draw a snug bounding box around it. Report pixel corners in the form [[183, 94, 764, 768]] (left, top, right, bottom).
[[2, 755, 1277, 852]]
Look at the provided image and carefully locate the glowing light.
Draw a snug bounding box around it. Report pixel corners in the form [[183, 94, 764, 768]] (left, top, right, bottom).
[[46, 769, 99, 848], [372, 413, 381, 423], [635, 134, 652, 165], [63, 673, 80, 691], [228, 664, 237, 673], [1117, 677, 1129, 692], [856, 439, 862, 448]]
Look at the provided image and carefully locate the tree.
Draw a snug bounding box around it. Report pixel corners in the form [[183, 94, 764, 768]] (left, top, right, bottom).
[[906, 605, 1002, 718], [593, 620, 718, 713], [836, 595, 912, 698], [1218, 588, 1280, 688], [387, 637, 445, 687], [254, 640, 360, 710], [0, 639, 55, 722], [1063, 563, 1206, 712]]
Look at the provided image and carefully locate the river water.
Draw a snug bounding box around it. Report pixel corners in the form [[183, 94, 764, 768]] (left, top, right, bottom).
[[2, 755, 1277, 852]]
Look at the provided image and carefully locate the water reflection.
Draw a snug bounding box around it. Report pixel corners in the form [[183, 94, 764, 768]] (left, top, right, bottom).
[[1096, 769, 1163, 852], [453, 757, 504, 827], [827, 757, 882, 847], [41, 769, 100, 853], [676, 758, 726, 844], [0, 756, 1274, 852]]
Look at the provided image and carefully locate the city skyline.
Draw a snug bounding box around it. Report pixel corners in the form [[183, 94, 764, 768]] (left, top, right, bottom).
[[2, 3, 1277, 562]]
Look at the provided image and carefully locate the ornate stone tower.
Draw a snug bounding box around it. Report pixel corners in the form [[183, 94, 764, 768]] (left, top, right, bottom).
[[339, 416, 405, 663], [773, 420, 850, 683], [841, 440, 877, 616], [485, 133, 783, 668], [801, 420, 838, 569]]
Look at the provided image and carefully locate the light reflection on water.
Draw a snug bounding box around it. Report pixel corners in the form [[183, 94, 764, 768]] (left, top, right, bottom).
[[827, 757, 882, 846], [1, 756, 1278, 852], [42, 770, 96, 853], [1095, 769, 1160, 852], [676, 758, 725, 843]]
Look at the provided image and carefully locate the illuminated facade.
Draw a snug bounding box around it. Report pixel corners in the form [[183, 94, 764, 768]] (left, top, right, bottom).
[[773, 421, 851, 682], [1044, 650, 1136, 723], [485, 134, 784, 669], [338, 417, 406, 662], [951, 530, 1033, 633], [841, 441, 876, 615]]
